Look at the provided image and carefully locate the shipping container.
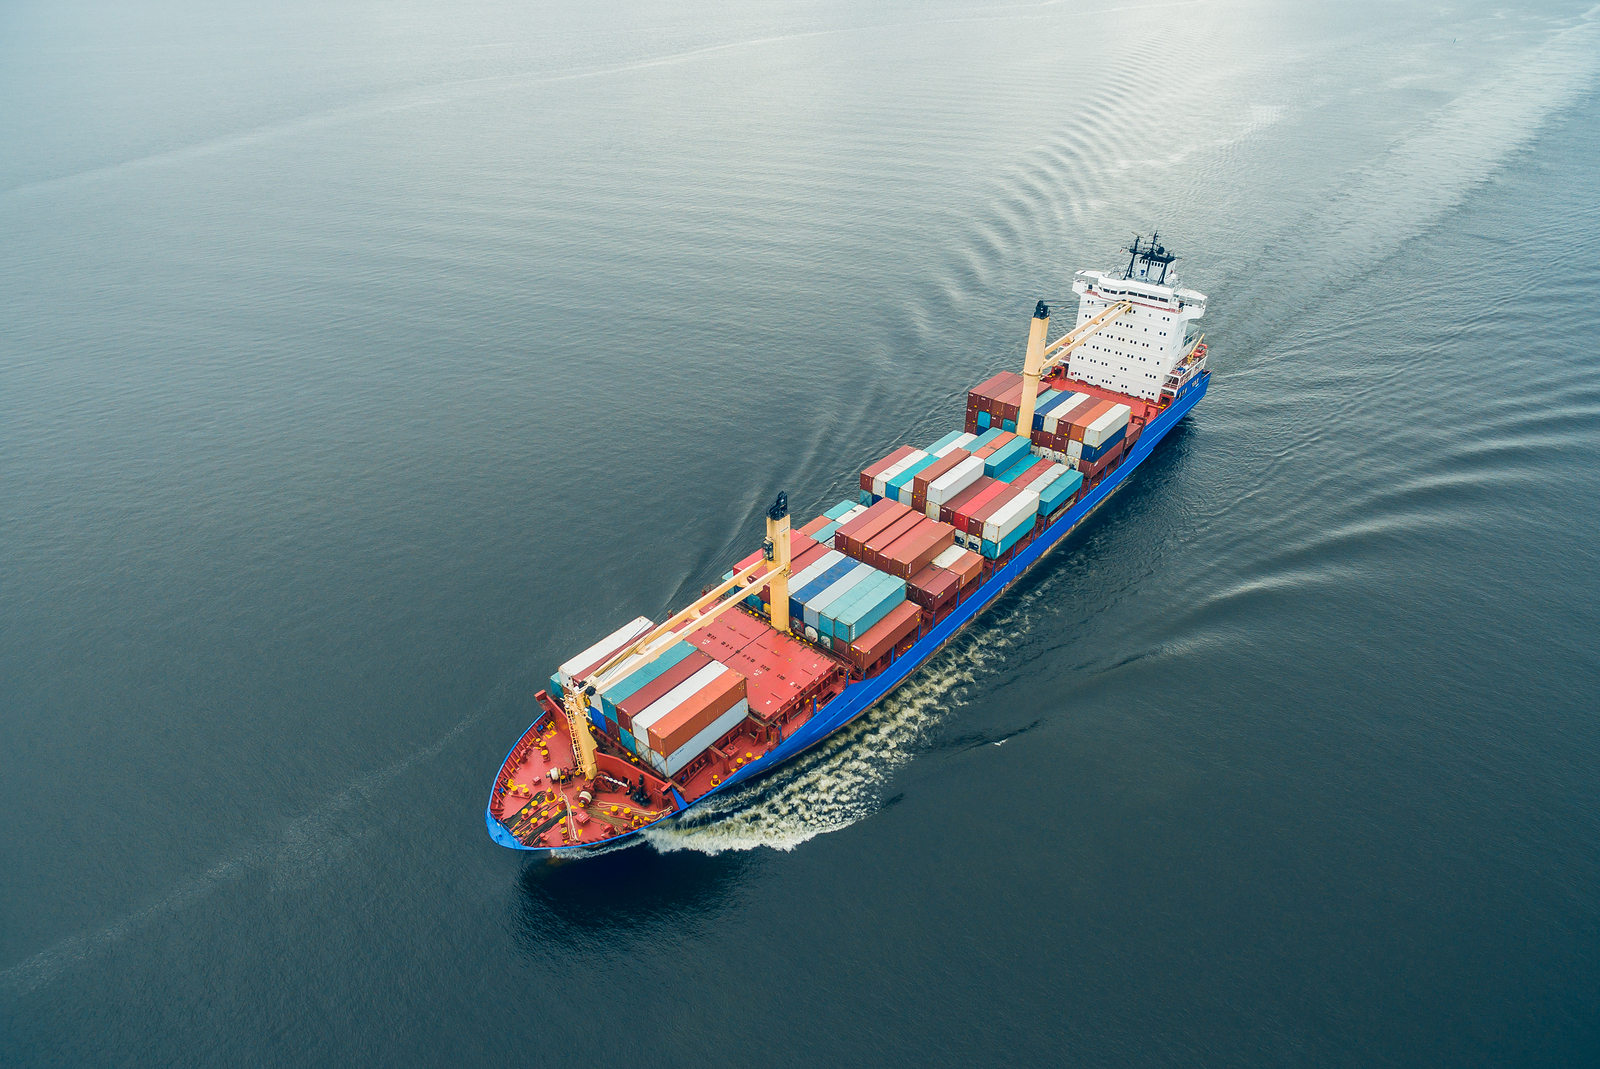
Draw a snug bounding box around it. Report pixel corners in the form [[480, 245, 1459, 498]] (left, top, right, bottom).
[[818, 570, 890, 640], [824, 499, 859, 521], [664, 699, 752, 777], [558, 616, 654, 691], [983, 434, 1032, 476], [802, 563, 877, 631], [1006, 457, 1056, 489], [647, 668, 748, 756], [596, 639, 697, 721], [966, 427, 1006, 454], [970, 429, 1016, 460], [1079, 424, 1126, 463], [931, 544, 984, 587], [925, 454, 986, 513], [966, 482, 1024, 536], [885, 453, 940, 502], [1082, 403, 1132, 448], [630, 661, 731, 744], [909, 449, 970, 507], [833, 499, 908, 556], [981, 487, 1041, 544], [879, 517, 957, 579], [933, 432, 977, 457], [1042, 392, 1095, 434], [981, 517, 1035, 559], [616, 651, 716, 732], [798, 515, 831, 538], [943, 475, 1002, 529], [872, 451, 930, 498], [906, 564, 960, 610], [858, 511, 925, 569], [925, 430, 966, 455], [834, 573, 908, 643], [787, 552, 854, 621], [845, 600, 923, 670], [859, 445, 917, 494]]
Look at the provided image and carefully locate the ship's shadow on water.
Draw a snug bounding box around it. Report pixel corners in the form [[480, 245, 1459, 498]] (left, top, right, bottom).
[[511, 842, 754, 939]]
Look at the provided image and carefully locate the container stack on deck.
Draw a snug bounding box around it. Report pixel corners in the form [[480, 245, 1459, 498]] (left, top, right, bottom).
[[966, 373, 1140, 481]]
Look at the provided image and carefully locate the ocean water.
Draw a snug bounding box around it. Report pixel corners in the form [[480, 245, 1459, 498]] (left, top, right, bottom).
[[3, 1, 1598, 1065]]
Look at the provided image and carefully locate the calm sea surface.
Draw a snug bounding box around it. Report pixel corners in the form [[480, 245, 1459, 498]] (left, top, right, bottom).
[[3, 2, 1598, 1065]]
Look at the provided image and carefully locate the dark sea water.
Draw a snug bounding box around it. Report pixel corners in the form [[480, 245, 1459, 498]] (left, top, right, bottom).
[[4, 1, 1599, 1065]]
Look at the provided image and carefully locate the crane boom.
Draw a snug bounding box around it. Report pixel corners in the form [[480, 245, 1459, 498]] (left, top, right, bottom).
[[561, 497, 794, 781], [1016, 300, 1133, 438]]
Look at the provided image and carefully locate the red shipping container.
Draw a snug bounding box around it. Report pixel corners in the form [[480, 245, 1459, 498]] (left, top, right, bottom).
[[845, 600, 924, 670], [940, 547, 984, 587], [908, 449, 970, 511], [732, 628, 835, 720], [940, 475, 998, 526], [953, 480, 1012, 533], [859, 446, 918, 494], [616, 649, 714, 731], [838, 501, 914, 561], [881, 519, 956, 579], [647, 669, 748, 756], [1007, 458, 1056, 488], [906, 564, 960, 610], [834, 498, 906, 551], [967, 483, 1024, 536], [798, 515, 831, 538], [858, 511, 923, 569]]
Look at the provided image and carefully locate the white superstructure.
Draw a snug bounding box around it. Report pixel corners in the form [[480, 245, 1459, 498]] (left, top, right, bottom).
[[1068, 235, 1207, 402]]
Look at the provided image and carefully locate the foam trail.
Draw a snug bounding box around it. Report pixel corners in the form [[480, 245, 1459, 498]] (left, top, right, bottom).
[[0, 682, 515, 998], [643, 594, 1044, 856]]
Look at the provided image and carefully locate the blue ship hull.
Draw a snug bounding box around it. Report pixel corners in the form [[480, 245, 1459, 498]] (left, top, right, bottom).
[[487, 371, 1210, 853]]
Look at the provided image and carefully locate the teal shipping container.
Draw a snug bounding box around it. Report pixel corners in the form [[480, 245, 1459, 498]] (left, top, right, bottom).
[[926, 430, 966, 453], [819, 570, 888, 640], [995, 453, 1038, 484], [886, 455, 940, 502], [824, 499, 858, 520], [803, 563, 875, 631], [983, 435, 1031, 476], [1037, 469, 1084, 515], [597, 640, 696, 720], [835, 573, 908, 642], [981, 519, 1034, 559], [976, 410, 991, 430]]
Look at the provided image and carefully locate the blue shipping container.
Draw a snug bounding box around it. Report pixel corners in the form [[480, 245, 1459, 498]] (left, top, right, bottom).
[[976, 410, 991, 430], [804, 564, 875, 631]]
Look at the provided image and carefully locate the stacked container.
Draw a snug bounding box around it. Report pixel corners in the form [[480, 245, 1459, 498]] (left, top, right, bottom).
[[979, 486, 1041, 558], [628, 659, 752, 777], [966, 372, 1052, 433], [860, 446, 918, 496], [843, 600, 924, 670], [923, 454, 985, 519]]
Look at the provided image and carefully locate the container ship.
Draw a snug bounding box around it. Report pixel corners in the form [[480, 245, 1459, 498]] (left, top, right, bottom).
[[487, 236, 1209, 853]]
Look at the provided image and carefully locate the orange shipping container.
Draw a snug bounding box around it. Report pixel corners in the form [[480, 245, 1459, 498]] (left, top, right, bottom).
[[845, 600, 924, 670], [647, 670, 748, 756]]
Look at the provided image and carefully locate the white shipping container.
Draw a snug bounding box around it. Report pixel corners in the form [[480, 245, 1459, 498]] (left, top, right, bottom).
[[925, 454, 986, 506], [981, 490, 1041, 543], [1022, 463, 1070, 497], [931, 544, 967, 570], [789, 550, 846, 593], [1043, 392, 1092, 434], [873, 451, 928, 497], [560, 616, 654, 689], [664, 698, 751, 776], [1066, 440, 1083, 459], [630, 662, 729, 738], [933, 432, 977, 457], [1083, 404, 1131, 448]]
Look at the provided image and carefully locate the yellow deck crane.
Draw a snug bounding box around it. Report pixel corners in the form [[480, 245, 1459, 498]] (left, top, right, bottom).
[[558, 493, 795, 781], [1015, 299, 1134, 438]]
